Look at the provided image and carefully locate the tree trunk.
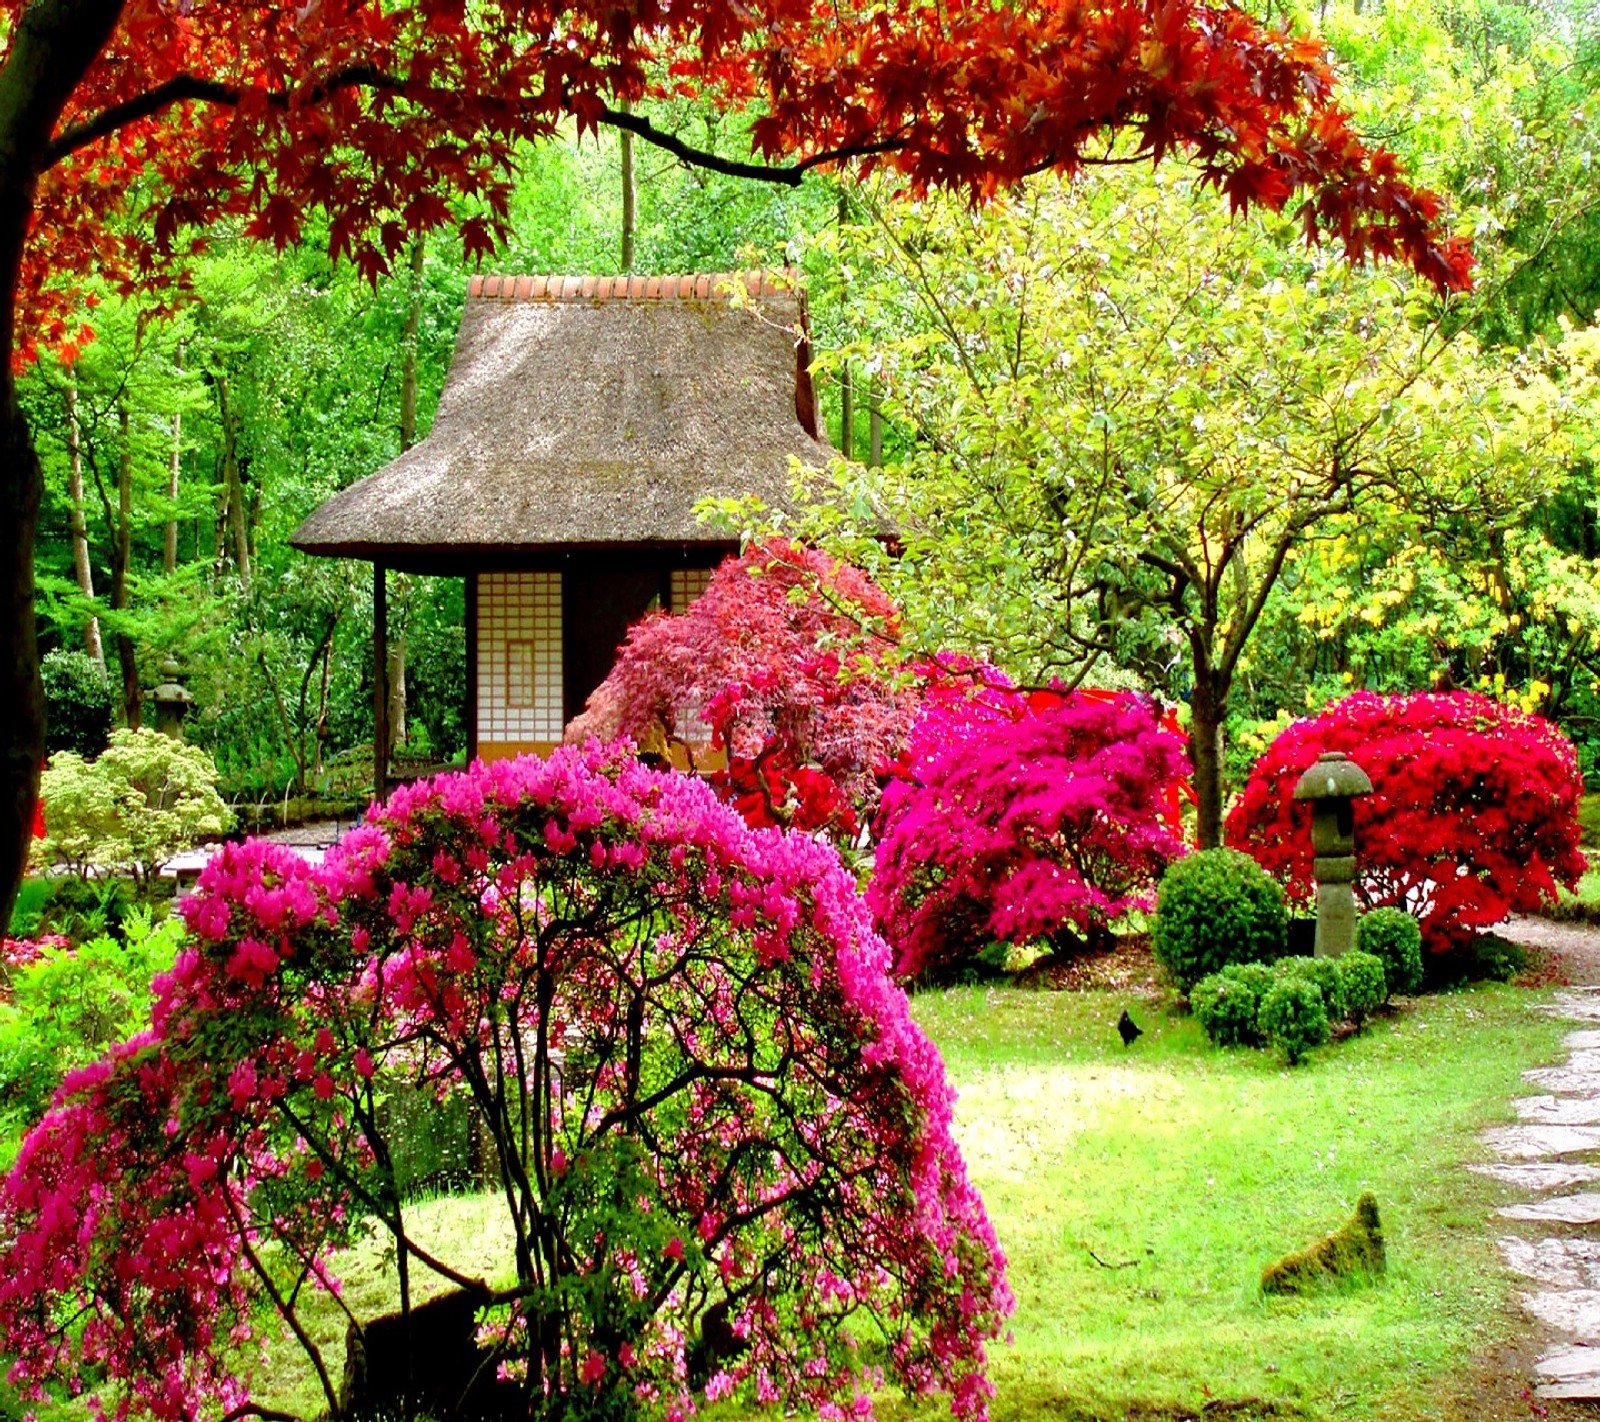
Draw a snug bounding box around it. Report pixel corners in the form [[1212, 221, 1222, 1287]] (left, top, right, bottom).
[[0, 0, 134, 932], [217, 371, 251, 588], [114, 402, 139, 728], [388, 242, 425, 752], [164, 342, 182, 574], [65, 376, 104, 669], [1189, 661, 1229, 850], [619, 106, 636, 273]]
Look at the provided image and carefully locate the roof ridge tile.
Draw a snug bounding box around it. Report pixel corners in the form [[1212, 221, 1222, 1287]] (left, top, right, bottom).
[[465, 269, 795, 303]]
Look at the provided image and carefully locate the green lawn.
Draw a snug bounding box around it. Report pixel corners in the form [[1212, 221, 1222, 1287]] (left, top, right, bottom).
[[234, 981, 1569, 1422], [907, 984, 1566, 1421]]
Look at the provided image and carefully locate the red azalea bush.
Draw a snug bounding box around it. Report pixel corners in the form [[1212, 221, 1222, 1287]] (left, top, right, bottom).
[[568, 542, 916, 839], [870, 668, 1190, 982], [0, 743, 1010, 1422], [1226, 691, 1586, 952]]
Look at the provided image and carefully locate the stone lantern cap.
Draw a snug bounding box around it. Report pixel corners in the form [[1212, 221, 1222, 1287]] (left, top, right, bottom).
[[152, 655, 193, 707], [1293, 751, 1373, 802]]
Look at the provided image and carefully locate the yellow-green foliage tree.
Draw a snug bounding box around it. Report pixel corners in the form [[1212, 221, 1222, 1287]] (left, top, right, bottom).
[[34, 728, 231, 884], [796, 167, 1600, 847]]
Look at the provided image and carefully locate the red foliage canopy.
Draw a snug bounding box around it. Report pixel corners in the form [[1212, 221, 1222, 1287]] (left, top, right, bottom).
[[569, 542, 915, 837], [12, 0, 1471, 366], [1225, 691, 1586, 952]]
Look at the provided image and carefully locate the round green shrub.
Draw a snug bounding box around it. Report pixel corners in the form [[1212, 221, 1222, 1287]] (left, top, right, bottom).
[[1338, 950, 1387, 1030], [1153, 848, 1287, 992], [1191, 972, 1262, 1047], [1259, 976, 1330, 1065], [1355, 907, 1423, 997], [1220, 961, 1276, 1000], [41, 649, 113, 759], [1278, 955, 1347, 1022]]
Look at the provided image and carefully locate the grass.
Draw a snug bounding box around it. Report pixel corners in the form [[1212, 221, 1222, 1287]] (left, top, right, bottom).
[[905, 984, 1566, 1421], [5, 979, 1569, 1422]]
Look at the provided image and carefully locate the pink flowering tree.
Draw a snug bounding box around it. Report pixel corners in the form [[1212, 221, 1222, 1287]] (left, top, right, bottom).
[[568, 543, 915, 839], [871, 670, 1191, 982], [0, 743, 1010, 1422]]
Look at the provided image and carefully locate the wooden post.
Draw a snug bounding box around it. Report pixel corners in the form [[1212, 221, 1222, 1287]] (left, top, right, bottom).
[[374, 562, 389, 801]]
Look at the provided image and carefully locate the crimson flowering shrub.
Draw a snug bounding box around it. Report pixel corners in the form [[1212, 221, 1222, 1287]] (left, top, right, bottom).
[[1226, 691, 1586, 952], [568, 542, 915, 838], [0, 742, 1010, 1422], [870, 668, 1190, 982]]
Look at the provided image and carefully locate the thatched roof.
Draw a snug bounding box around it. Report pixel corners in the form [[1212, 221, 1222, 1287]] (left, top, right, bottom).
[[291, 272, 831, 569]]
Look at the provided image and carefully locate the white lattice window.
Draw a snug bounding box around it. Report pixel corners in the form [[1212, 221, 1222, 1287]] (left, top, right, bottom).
[[478, 572, 563, 743], [669, 567, 713, 613]]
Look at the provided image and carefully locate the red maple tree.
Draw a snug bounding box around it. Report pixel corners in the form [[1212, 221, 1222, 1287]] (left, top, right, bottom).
[[0, 0, 1474, 927]]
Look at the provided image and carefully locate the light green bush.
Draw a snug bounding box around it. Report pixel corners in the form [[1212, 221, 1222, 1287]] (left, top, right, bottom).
[[34, 729, 232, 884], [1355, 907, 1423, 997], [1152, 848, 1287, 992]]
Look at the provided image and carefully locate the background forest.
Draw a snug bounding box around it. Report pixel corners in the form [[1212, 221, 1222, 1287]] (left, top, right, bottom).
[[30, 0, 1600, 819]]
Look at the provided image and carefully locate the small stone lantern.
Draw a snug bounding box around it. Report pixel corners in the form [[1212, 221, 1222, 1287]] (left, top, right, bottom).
[[152, 656, 195, 740], [1292, 751, 1374, 959]]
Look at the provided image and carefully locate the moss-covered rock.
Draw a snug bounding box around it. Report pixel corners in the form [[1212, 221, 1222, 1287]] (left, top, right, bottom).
[[1260, 1193, 1386, 1295]]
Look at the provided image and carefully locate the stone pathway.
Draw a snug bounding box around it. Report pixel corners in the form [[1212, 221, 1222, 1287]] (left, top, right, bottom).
[[1484, 986, 1600, 1399]]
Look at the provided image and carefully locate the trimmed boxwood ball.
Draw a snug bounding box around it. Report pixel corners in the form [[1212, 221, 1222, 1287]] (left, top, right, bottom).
[[1356, 907, 1423, 998], [1338, 950, 1387, 1030], [1278, 955, 1347, 1023], [1191, 972, 1262, 1047], [1259, 976, 1330, 1065], [1221, 961, 1276, 1000], [1153, 848, 1288, 992]]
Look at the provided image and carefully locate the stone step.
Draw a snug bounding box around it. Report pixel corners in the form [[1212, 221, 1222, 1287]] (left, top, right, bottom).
[[1500, 1237, 1600, 1289], [1473, 1162, 1600, 1191], [1522, 1288, 1600, 1335], [1480, 1124, 1600, 1159], [1515, 1096, 1600, 1126], [1500, 1195, 1600, 1226]]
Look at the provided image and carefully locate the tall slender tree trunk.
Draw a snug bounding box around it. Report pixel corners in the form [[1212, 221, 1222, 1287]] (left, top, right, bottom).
[[388, 241, 426, 751], [114, 403, 140, 728], [65, 376, 104, 669], [619, 105, 637, 273], [216, 371, 251, 588], [164, 342, 182, 574], [0, 0, 133, 932]]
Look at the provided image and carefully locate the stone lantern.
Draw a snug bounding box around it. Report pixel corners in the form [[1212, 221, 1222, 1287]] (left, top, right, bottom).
[[152, 656, 195, 740], [1292, 751, 1374, 959]]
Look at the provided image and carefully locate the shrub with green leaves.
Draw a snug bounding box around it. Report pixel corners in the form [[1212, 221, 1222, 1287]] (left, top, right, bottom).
[[1221, 961, 1276, 1000], [1153, 847, 1287, 992], [1259, 975, 1330, 1065], [1338, 950, 1387, 1030], [1355, 907, 1423, 998], [41, 649, 113, 760], [1279, 955, 1347, 1023], [1191, 971, 1262, 1047], [0, 907, 183, 1159], [34, 729, 232, 884]]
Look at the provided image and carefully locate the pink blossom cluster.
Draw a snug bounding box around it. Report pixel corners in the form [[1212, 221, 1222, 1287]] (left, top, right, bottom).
[[0, 740, 1010, 1422], [871, 666, 1191, 980]]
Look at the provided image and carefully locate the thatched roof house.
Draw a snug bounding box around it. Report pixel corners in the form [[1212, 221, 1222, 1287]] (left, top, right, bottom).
[[293, 271, 827, 567], [291, 271, 831, 789]]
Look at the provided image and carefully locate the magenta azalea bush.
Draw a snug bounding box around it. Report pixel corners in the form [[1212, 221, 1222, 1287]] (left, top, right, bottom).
[[870, 671, 1190, 982], [0, 742, 1010, 1422]]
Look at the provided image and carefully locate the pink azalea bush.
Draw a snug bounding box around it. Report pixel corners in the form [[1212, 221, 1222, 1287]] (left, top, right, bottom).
[[0, 742, 1010, 1422], [568, 542, 916, 838], [871, 668, 1190, 982]]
